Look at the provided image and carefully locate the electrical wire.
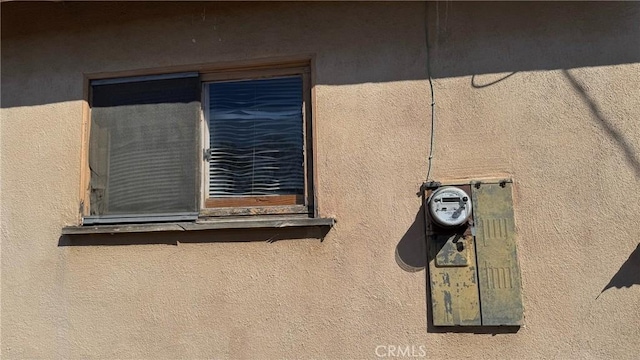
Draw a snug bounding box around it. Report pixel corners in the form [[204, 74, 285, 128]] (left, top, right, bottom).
[[425, 2, 436, 182]]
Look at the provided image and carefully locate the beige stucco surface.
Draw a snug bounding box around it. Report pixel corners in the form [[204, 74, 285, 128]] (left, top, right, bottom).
[[2, 2, 639, 359]]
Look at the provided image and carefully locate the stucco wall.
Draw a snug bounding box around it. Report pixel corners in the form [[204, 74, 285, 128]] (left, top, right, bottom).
[[2, 2, 639, 359]]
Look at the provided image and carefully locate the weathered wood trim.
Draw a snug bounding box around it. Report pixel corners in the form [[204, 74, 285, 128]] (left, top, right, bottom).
[[200, 204, 308, 217], [62, 217, 335, 235], [430, 177, 514, 187], [204, 195, 304, 208], [78, 74, 91, 218]]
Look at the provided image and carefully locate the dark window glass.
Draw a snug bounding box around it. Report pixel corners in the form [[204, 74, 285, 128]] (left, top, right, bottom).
[[207, 76, 304, 198]]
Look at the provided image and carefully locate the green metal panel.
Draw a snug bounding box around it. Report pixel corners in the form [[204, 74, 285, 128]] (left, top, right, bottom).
[[472, 182, 524, 326], [428, 233, 481, 326]]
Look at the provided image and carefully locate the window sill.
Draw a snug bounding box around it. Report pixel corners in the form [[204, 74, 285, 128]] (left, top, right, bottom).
[[62, 216, 335, 235]]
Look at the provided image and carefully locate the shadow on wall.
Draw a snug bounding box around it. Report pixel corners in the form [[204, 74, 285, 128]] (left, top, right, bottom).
[[427, 1, 640, 78], [395, 204, 427, 272], [58, 226, 331, 246], [2, 1, 640, 108], [598, 244, 640, 298], [562, 69, 640, 179], [471, 72, 517, 89]]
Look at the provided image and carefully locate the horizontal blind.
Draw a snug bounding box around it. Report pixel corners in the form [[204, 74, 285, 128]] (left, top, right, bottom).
[[207, 76, 304, 198], [90, 75, 200, 215]]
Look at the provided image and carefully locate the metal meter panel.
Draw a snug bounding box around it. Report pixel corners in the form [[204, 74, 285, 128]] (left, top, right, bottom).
[[472, 182, 524, 326], [426, 184, 481, 326], [425, 180, 523, 328], [428, 233, 481, 326]]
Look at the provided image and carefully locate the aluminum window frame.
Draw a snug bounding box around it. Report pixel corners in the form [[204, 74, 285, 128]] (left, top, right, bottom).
[[79, 57, 317, 225]]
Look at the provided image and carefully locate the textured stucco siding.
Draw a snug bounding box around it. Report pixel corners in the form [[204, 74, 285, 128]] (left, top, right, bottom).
[[1, 2, 639, 359]]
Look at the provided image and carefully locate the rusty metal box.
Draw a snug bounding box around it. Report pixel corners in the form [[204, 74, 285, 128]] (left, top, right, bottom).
[[426, 180, 523, 327]]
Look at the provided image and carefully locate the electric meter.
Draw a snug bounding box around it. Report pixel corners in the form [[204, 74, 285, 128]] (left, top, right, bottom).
[[428, 186, 472, 227]]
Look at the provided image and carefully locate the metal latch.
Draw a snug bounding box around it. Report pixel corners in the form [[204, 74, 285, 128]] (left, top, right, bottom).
[[421, 180, 442, 192], [203, 148, 213, 161]]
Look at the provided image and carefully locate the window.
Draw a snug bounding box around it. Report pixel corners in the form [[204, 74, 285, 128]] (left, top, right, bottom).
[[84, 62, 314, 225]]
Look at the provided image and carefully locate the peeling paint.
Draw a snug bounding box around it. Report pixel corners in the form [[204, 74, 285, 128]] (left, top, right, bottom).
[[443, 291, 453, 315]]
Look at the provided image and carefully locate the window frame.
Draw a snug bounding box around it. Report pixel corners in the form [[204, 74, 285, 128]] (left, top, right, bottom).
[[79, 57, 318, 224], [200, 66, 313, 217]]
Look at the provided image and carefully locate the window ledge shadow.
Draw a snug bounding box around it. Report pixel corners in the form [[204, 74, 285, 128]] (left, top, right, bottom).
[[59, 217, 335, 246]]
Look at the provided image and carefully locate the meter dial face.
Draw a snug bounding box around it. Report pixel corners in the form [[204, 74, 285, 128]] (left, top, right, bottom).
[[428, 186, 472, 227]]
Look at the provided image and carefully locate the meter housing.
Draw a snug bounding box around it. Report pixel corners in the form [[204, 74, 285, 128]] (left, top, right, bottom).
[[424, 180, 523, 327], [427, 186, 472, 228]]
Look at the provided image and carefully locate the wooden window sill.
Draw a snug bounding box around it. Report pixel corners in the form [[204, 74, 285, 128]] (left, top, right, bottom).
[[62, 216, 335, 235]]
